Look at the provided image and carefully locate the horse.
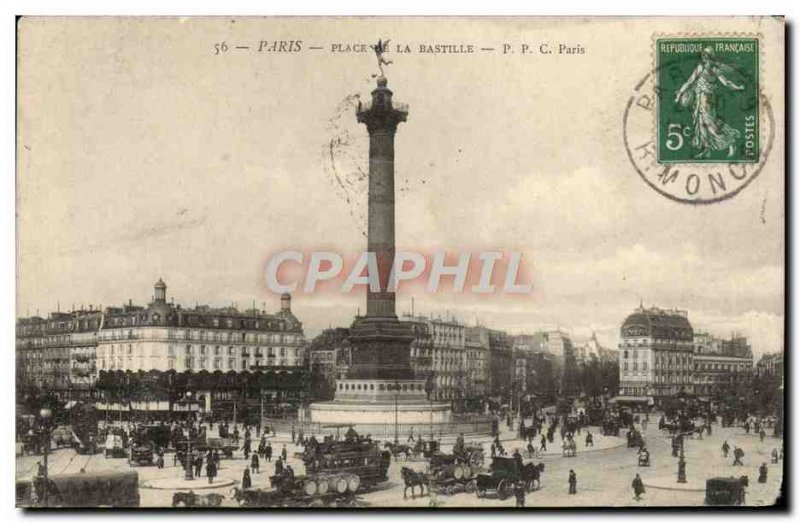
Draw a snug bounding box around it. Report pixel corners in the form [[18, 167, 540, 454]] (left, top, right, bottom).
[[384, 441, 412, 460], [400, 466, 428, 499], [522, 462, 545, 491], [171, 491, 225, 507]]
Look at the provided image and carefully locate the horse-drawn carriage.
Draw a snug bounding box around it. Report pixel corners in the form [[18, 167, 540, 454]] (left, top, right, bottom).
[[705, 476, 748, 506], [637, 449, 651, 467], [413, 439, 440, 459], [27, 470, 140, 507], [626, 429, 645, 448], [428, 453, 480, 495], [475, 457, 544, 499], [602, 419, 620, 436], [206, 437, 237, 458]]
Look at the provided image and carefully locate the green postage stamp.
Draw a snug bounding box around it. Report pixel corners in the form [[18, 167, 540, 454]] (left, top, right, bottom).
[[656, 37, 759, 163]]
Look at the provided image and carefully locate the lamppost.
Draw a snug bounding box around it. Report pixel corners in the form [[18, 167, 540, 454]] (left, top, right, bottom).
[[184, 391, 194, 480], [389, 381, 401, 445], [39, 407, 52, 507], [425, 377, 435, 441]]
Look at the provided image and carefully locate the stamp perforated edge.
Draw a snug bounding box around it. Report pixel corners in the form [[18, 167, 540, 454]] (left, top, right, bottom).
[[650, 31, 764, 166]]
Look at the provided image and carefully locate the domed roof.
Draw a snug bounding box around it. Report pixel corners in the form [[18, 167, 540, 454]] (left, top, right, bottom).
[[621, 307, 693, 341], [155, 278, 167, 289]]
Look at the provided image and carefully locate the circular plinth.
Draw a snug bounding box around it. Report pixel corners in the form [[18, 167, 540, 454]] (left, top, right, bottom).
[[310, 400, 451, 425], [642, 475, 705, 492], [142, 477, 236, 490]]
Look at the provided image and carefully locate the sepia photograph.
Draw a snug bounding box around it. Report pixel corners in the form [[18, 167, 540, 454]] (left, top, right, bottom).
[[13, 14, 785, 509]]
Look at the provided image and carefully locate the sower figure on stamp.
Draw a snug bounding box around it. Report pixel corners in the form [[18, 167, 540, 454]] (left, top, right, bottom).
[[674, 46, 745, 159]]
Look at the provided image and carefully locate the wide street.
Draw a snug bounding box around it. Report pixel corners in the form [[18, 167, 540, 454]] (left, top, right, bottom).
[[16, 418, 783, 508]]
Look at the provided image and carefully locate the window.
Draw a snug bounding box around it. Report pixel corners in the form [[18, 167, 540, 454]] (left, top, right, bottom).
[[623, 362, 628, 371], [228, 358, 235, 370], [624, 350, 628, 359], [633, 362, 638, 371], [643, 362, 648, 371]]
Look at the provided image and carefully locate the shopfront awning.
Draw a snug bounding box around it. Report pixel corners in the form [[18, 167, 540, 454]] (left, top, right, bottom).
[[609, 396, 650, 403]]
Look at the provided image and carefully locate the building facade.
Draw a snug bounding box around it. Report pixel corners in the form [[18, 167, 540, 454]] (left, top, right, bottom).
[[17, 309, 102, 401], [17, 280, 306, 416], [693, 332, 754, 397], [96, 281, 304, 374], [618, 306, 695, 403], [400, 315, 466, 400], [464, 331, 490, 398]]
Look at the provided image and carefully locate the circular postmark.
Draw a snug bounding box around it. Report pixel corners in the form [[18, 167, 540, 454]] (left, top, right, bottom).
[[623, 58, 774, 205]]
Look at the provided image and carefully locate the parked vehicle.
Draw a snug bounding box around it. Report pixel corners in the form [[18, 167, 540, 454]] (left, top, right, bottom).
[[104, 434, 126, 458], [32, 470, 140, 507], [705, 476, 748, 506]]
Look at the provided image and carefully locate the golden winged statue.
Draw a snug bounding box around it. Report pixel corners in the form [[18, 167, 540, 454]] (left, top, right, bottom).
[[371, 38, 393, 77]]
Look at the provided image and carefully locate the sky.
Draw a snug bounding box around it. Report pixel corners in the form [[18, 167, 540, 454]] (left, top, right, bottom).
[[16, 17, 785, 358]]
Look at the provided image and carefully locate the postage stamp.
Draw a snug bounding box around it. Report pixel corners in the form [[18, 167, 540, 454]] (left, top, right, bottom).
[[623, 34, 772, 204], [656, 37, 759, 163]]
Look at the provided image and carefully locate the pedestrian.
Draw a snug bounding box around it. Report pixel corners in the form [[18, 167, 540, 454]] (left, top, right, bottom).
[[758, 462, 768, 483], [275, 456, 284, 476], [733, 447, 744, 466], [156, 450, 165, 469], [585, 431, 593, 447], [242, 438, 251, 460], [540, 434, 547, 452], [265, 442, 273, 462], [491, 443, 497, 459], [251, 452, 260, 474], [568, 470, 577, 494], [407, 427, 415, 443], [632, 473, 645, 501], [242, 467, 252, 489], [206, 457, 217, 484], [281, 444, 287, 462], [771, 448, 779, 464], [759, 429, 766, 443], [291, 426, 296, 444], [722, 440, 730, 458], [194, 453, 203, 477], [514, 480, 526, 507]]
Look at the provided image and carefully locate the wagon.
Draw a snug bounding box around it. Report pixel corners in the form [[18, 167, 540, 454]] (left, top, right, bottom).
[[474, 457, 523, 500], [705, 476, 748, 506], [33, 470, 140, 507], [429, 453, 479, 495], [602, 420, 620, 436], [206, 437, 237, 458]]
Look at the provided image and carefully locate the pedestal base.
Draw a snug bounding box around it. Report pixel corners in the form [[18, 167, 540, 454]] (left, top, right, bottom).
[[310, 400, 452, 425]]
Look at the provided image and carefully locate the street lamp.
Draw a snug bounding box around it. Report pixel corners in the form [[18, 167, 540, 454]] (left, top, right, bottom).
[[425, 377, 435, 441], [184, 391, 194, 480], [39, 408, 52, 507], [389, 382, 400, 445]]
